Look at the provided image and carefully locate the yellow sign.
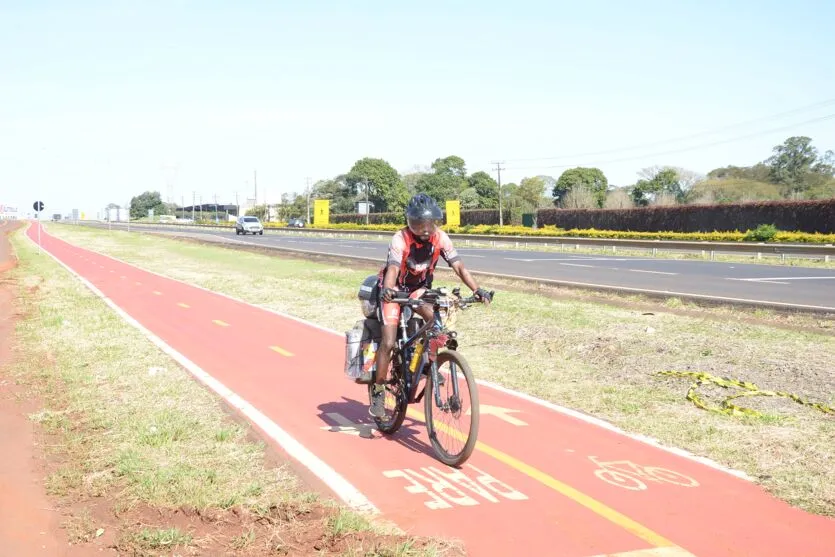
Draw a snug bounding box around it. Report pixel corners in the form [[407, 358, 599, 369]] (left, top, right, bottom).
[[313, 199, 329, 226], [445, 199, 460, 227]]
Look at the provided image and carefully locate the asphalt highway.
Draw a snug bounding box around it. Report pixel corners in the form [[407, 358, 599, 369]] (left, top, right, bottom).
[[72, 222, 835, 312]]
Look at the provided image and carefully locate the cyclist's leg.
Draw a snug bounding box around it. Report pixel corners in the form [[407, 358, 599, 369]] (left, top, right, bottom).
[[370, 300, 400, 417]]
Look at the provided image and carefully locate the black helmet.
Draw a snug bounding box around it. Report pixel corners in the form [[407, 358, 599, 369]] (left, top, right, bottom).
[[405, 193, 442, 239]]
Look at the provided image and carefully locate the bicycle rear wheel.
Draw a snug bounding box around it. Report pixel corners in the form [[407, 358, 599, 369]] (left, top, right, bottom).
[[370, 355, 408, 434], [424, 350, 479, 467]]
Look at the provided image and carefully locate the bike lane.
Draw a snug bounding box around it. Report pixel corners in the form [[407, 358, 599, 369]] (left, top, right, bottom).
[[29, 225, 835, 557]]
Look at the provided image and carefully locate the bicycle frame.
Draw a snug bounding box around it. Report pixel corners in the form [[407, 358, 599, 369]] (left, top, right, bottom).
[[393, 302, 459, 409]]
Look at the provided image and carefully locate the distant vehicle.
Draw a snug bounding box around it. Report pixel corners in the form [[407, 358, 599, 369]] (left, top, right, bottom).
[[286, 218, 305, 228], [236, 216, 264, 235]]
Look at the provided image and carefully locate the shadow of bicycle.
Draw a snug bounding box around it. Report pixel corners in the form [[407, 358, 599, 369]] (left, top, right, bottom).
[[317, 397, 437, 459]]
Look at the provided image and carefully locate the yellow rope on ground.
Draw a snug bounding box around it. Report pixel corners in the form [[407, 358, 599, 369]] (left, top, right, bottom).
[[655, 370, 835, 417]]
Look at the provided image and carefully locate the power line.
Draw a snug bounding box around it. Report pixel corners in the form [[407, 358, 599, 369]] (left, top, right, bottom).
[[502, 97, 835, 164], [503, 112, 835, 172]]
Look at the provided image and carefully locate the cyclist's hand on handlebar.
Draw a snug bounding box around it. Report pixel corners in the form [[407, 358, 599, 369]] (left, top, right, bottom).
[[382, 287, 397, 302], [474, 288, 493, 304]]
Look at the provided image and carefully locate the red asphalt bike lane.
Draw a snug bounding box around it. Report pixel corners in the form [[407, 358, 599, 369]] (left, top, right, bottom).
[[29, 224, 835, 557]]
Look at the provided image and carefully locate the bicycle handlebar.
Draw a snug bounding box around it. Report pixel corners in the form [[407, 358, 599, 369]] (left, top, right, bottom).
[[386, 287, 494, 308]]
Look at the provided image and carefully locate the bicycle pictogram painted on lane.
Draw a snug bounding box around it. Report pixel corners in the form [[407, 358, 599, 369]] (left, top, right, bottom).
[[589, 456, 700, 491]]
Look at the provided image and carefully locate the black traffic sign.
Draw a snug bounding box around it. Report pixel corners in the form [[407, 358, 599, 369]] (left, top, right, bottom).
[[33, 200, 44, 212]]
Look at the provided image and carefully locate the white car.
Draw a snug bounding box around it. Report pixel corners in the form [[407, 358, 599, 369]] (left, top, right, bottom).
[[236, 216, 264, 235]]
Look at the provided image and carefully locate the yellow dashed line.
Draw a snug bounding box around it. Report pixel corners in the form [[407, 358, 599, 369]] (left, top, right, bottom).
[[405, 406, 679, 550], [270, 346, 294, 357], [177, 302, 190, 308], [213, 320, 229, 327]]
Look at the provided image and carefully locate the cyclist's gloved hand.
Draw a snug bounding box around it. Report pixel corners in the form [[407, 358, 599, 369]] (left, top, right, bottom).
[[382, 287, 397, 302], [474, 288, 492, 303]]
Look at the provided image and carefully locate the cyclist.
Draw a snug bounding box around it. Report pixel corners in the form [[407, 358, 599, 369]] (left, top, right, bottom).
[[369, 193, 492, 417]]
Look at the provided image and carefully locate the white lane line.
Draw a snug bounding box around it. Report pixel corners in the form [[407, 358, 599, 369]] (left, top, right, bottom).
[[27, 230, 380, 517], [560, 263, 595, 268], [505, 257, 649, 263], [629, 269, 678, 276], [728, 276, 835, 282]]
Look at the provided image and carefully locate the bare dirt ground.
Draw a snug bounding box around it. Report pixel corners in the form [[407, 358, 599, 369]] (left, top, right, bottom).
[[0, 219, 100, 556], [2, 221, 453, 556]]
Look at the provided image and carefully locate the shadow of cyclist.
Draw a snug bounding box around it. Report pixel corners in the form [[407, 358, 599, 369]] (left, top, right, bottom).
[[316, 397, 437, 459]]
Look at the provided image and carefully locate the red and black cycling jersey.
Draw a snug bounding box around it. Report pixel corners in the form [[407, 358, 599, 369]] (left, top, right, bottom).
[[378, 227, 460, 290]]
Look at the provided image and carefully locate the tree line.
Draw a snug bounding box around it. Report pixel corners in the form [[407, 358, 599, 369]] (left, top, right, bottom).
[[277, 135, 834, 220], [121, 135, 834, 222]]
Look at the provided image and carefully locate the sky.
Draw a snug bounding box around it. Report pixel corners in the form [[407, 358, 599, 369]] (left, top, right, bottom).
[[1, 0, 834, 217]]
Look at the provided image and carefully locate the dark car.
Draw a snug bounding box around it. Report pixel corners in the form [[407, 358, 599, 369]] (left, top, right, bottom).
[[287, 218, 305, 228]]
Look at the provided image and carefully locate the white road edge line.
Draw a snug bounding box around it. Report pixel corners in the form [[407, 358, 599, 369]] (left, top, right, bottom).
[[629, 269, 678, 276], [42, 223, 758, 482], [24, 225, 381, 516]]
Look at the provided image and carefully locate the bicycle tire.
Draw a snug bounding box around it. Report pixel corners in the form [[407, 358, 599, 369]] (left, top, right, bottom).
[[371, 356, 408, 434], [424, 350, 480, 467]]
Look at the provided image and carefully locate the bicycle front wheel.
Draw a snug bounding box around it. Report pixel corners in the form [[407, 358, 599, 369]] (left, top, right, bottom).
[[424, 350, 479, 467]]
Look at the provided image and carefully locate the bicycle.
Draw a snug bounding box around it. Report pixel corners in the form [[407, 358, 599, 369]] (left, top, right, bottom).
[[368, 286, 493, 467]]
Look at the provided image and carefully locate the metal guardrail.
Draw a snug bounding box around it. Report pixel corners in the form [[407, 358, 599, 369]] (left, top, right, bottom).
[[79, 220, 835, 260]]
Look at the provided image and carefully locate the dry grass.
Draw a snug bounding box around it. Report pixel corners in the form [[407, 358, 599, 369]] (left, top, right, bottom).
[[8, 229, 450, 555], [45, 224, 835, 517]]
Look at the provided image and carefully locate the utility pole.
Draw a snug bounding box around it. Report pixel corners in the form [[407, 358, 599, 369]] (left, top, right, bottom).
[[235, 191, 239, 218], [253, 170, 257, 207], [492, 161, 505, 226], [192, 191, 196, 221], [213, 194, 218, 223], [305, 177, 312, 224], [364, 179, 369, 225]]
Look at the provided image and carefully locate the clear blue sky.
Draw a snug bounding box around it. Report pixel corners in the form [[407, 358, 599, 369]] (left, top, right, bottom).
[[2, 0, 834, 217]]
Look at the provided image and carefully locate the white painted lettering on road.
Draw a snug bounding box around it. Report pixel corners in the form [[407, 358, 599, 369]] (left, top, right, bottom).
[[383, 463, 528, 510]]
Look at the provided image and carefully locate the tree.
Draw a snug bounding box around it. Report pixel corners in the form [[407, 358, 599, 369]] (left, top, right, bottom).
[[517, 176, 548, 210], [604, 189, 633, 209], [129, 191, 165, 219], [312, 175, 354, 214], [631, 167, 682, 205], [415, 172, 461, 203], [346, 158, 408, 213], [562, 185, 597, 209], [431, 156, 467, 178], [765, 136, 833, 196], [554, 167, 608, 207], [458, 187, 480, 209], [467, 171, 499, 208]]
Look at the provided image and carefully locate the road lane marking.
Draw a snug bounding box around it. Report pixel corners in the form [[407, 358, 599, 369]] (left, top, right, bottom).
[[177, 302, 190, 308], [468, 404, 527, 426], [383, 463, 528, 510], [28, 234, 379, 516], [213, 320, 229, 327], [54, 235, 760, 481], [587, 547, 696, 557], [561, 263, 595, 268], [406, 406, 677, 548], [152, 290, 162, 295], [628, 269, 678, 276], [589, 457, 699, 491], [270, 345, 294, 357], [135, 281, 142, 286], [728, 276, 835, 282]]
